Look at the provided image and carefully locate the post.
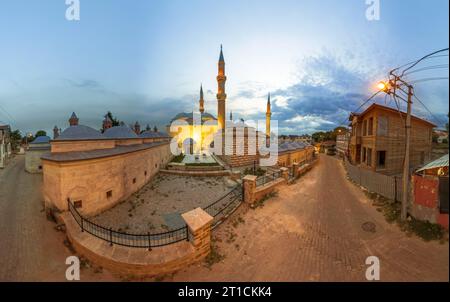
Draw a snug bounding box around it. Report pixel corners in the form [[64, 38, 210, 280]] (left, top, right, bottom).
[[148, 232, 152, 251], [109, 227, 113, 246], [81, 217, 84, 232], [401, 85, 413, 221]]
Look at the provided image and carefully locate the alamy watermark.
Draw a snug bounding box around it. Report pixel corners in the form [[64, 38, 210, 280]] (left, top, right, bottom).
[[365, 0, 380, 21], [65, 0, 80, 21], [169, 115, 279, 167], [365, 256, 380, 280], [65, 255, 80, 281]]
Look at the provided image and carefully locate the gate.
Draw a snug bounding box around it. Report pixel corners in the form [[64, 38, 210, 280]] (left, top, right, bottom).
[[439, 176, 449, 214]]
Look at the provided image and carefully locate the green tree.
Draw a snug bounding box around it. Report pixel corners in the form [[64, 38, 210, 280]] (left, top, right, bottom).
[[10, 129, 22, 151], [34, 130, 47, 137], [106, 111, 120, 127], [153, 125, 158, 132]]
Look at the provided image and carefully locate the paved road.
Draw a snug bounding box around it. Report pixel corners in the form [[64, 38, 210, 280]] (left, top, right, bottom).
[[0, 156, 115, 281], [173, 154, 449, 281]]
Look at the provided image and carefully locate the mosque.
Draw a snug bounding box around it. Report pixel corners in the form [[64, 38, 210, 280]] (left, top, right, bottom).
[[168, 45, 274, 159]]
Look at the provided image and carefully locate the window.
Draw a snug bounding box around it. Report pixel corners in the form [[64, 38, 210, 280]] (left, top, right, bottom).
[[363, 120, 367, 136], [38, 165, 42, 170], [376, 151, 386, 169], [106, 190, 113, 199], [377, 116, 388, 136], [132, 178, 136, 184], [362, 147, 367, 163], [367, 148, 372, 167], [144, 171, 147, 176], [368, 118, 373, 135]]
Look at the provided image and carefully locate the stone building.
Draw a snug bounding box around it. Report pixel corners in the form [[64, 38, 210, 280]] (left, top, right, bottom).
[[277, 142, 315, 167], [0, 123, 12, 168], [348, 103, 436, 176], [25, 135, 51, 173], [42, 113, 172, 216], [168, 46, 276, 167]]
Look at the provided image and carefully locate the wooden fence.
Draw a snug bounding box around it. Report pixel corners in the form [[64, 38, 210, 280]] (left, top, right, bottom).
[[343, 157, 403, 202]]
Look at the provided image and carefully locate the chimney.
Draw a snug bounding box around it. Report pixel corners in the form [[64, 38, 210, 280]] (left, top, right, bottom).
[[69, 112, 79, 126], [134, 121, 141, 134]]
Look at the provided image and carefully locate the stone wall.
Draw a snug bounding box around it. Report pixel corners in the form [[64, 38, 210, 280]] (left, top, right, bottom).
[[43, 142, 172, 216], [25, 149, 49, 173], [61, 207, 213, 277]]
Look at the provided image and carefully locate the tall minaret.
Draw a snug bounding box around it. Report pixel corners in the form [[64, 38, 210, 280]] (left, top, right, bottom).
[[217, 45, 227, 130], [199, 84, 205, 114], [266, 93, 271, 139]]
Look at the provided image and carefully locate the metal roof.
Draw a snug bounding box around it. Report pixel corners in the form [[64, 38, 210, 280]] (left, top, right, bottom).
[[56, 125, 105, 140], [103, 125, 138, 139], [31, 136, 51, 144], [416, 154, 449, 172]]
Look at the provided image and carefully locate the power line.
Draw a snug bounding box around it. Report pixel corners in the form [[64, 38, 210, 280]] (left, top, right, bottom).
[[390, 53, 449, 75], [404, 64, 449, 76], [400, 48, 449, 77], [409, 77, 449, 85], [337, 89, 383, 127], [412, 93, 446, 126]]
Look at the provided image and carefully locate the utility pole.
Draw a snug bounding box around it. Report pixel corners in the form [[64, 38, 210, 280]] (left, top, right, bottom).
[[401, 84, 413, 221]]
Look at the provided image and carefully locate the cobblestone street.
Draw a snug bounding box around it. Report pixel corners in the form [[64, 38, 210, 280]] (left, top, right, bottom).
[[0, 155, 448, 281], [172, 155, 449, 281]]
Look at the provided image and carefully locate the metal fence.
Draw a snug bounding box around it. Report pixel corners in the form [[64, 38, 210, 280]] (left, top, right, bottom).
[[343, 157, 403, 202], [68, 200, 188, 249], [204, 184, 243, 229], [256, 170, 282, 187]]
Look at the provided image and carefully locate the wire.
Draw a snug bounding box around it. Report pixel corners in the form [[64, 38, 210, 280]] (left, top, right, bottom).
[[336, 89, 384, 127], [403, 64, 449, 76], [390, 53, 449, 75], [400, 48, 449, 77], [409, 77, 449, 85], [412, 93, 446, 126]]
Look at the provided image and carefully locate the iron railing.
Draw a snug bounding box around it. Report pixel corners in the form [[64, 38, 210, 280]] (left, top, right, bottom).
[[203, 184, 243, 229], [68, 199, 188, 249], [256, 170, 282, 187]]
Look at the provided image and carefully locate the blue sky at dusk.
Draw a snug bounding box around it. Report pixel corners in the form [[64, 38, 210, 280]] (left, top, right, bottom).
[[0, 0, 448, 135]]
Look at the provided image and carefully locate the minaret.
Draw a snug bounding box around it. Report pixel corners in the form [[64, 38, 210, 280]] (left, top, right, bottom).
[[217, 45, 227, 130], [266, 93, 271, 141], [53, 126, 59, 139], [199, 84, 205, 114], [69, 112, 79, 126]]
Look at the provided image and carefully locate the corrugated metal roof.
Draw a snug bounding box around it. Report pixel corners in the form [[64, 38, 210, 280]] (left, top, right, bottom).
[[416, 154, 449, 172]]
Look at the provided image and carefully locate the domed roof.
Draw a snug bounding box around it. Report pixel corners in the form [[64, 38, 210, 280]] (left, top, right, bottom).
[[103, 125, 138, 139], [57, 125, 104, 140], [31, 136, 51, 144], [170, 111, 217, 125], [139, 131, 170, 138]]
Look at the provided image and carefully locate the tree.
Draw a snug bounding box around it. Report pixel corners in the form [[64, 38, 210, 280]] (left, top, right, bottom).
[[446, 112, 449, 133], [106, 111, 120, 127], [146, 124, 151, 131], [10, 129, 22, 151], [34, 130, 47, 137], [153, 125, 158, 132]]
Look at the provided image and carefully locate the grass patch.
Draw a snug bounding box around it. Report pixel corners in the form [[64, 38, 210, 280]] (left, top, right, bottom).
[[171, 154, 185, 163], [243, 167, 266, 177], [204, 245, 225, 269], [368, 193, 447, 242], [251, 190, 279, 209], [185, 162, 219, 167]]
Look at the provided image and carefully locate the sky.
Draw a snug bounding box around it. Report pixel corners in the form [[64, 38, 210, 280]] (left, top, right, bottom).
[[0, 0, 448, 136]]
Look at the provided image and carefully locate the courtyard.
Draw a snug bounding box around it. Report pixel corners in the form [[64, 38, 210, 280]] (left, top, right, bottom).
[[91, 174, 238, 233]]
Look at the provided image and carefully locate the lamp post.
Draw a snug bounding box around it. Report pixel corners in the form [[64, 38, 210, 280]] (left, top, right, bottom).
[[378, 78, 413, 221]]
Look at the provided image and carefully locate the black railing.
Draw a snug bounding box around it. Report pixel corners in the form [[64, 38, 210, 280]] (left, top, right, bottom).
[[256, 170, 282, 187], [203, 184, 243, 229], [68, 200, 188, 249]]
